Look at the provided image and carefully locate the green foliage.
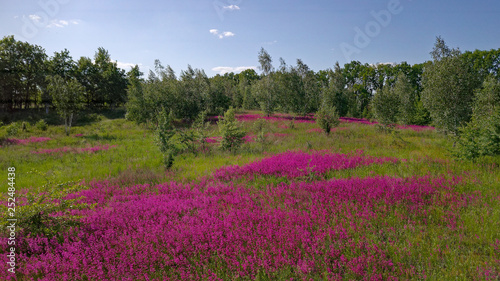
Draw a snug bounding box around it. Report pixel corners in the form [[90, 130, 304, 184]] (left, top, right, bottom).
[[422, 38, 482, 135], [192, 110, 211, 153], [372, 86, 400, 126], [455, 75, 500, 159], [315, 104, 340, 135], [322, 62, 349, 116], [155, 108, 177, 169], [218, 107, 246, 152], [178, 129, 196, 154], [47, 75, 85, 135], [412, 100, 432, 126], [253, 119, 268, 151], [394, 73, 417, 125], [2, 170, 93, 242], [253, 77, 277, 117], [6, 122, 20, 136]]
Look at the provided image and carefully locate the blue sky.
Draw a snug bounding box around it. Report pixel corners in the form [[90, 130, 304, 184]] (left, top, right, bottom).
[[1, 0, 499, 77]]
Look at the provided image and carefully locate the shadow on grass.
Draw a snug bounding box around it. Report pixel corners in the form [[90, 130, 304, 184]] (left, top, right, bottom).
[[82, 134, 118, 141]]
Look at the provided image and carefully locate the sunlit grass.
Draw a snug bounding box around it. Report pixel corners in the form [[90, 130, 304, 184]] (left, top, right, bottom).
[[0, 110, 499, 280]]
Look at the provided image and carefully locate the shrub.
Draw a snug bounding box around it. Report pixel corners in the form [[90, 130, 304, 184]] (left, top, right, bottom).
[[454, 75, 500, 159], [218, 107, 246, 152], [155, 108, 177, 169], [35, 119, 48, 131], [253, 118, 268, 151], [1, 170, 93, 243], [315, 104, 340, 135], [372, 86, 400, 127], [193, 110, 211, 152], [6, 122, 20, 136]]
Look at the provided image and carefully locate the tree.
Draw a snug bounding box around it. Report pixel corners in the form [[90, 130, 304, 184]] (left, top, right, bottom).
[[372, 85, 400, 126], [256, 48, 276, 116], [422, 38, 482, 135], [92, 47, 128, 108], [0, 36, 47, 111], [322, 62, 349, 117], [125, 65, 147, 123], [75, 56, 98, 107], [455, 75, 500, 159], [430, 36, 460, 61], [155, 108, 177, 169], [316, 104, 340, 135], [177, 65, 208, 120], [218, 107, 246, 152], [47, 76, 85, 135], [393, 72, 416, 124]]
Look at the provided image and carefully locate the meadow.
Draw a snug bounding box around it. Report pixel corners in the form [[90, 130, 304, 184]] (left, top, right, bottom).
[[1, 110, 499, 280]]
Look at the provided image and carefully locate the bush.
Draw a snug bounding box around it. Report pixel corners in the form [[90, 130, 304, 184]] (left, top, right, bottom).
[[155, 109, 177, 169], [454, 76, 500, 159], [35, 119, 48, 131], [193, 110, 211, 152], [316, 104, 340, 135], [6, 122, 20, 136], [253, 119, 268, 151], [372, 86, 400, 126], [218, 107, 246, 152], [0, 170, 93, 243]]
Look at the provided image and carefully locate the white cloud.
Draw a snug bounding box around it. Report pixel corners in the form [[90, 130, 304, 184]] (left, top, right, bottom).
[[212, 66, 257, 75], [116, 62, 143, 70], [26, 15, 79, 28], [369, 62, 397, 67], [29, 14, 42, 22], [47, 20, 69, 28], [210, 29, 235, 39], [223, 5, 240, 10]]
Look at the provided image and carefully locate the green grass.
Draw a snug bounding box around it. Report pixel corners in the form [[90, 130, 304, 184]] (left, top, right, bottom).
[[1, 110, 499, 280]]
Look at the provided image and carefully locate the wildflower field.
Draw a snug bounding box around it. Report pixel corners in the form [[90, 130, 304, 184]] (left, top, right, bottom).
[[1, 111, 499, 280]]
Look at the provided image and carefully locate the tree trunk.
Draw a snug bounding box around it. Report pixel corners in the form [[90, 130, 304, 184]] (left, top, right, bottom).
[[64, 113, 68, 135], [68, 113, 73, 135]]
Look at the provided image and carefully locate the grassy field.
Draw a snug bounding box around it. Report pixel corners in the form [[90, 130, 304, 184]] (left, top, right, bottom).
[[1, 110, 499, 280]]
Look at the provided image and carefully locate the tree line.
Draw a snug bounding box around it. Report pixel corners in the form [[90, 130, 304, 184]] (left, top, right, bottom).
[[1, 35, 499, 158], [0, 35, 128, 112]]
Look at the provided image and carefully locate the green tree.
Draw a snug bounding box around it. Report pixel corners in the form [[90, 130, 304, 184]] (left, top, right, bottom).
[[393, 72, 416, 124], [155, 108, 177, 169], [75, 56, 98, 107], [47, 76, 85, 135], [455, 75, 500, 159], [218, 107, 246, 152], [256, 48, 276, 116], [125, 65, 147, 123], [422, 37, 482, 135], [316, 104, 340, 135], [322, 62, 349, 116], [371, 85, 400, 126], [0, 36, 47, 111]]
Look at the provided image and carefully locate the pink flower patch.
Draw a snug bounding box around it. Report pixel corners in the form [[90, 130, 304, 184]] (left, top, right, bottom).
[[214, 150, 399, 180]]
